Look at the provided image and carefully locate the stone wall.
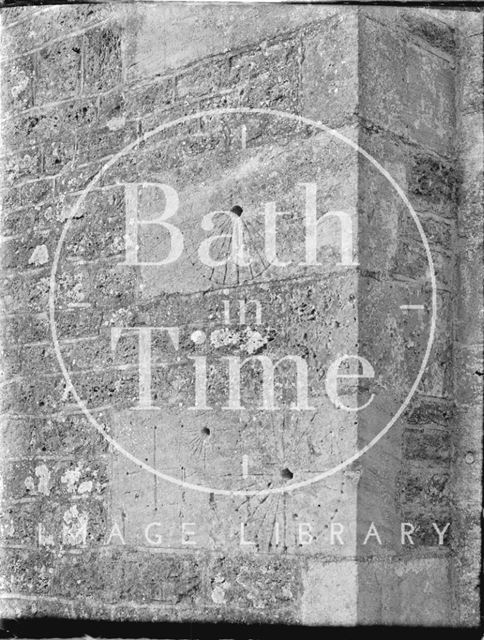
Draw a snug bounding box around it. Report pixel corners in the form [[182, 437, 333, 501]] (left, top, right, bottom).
[[0, 3, 481, 627]]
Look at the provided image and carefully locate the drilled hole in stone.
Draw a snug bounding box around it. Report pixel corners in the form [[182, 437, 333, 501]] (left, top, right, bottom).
[[201, 427, 211, 436], [230, 205, 243, 217], [281, 467, 294, 480]]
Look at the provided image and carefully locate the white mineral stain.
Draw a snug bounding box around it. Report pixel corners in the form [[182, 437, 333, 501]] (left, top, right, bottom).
[[210, 327, 269, 354], [34, 464, 50, 496], [210, 328, 239, 348], [10, 70, 29, 98], [62, 505, 88, 546], [106, 115, 126, 131], [77, 480, 93, 495], [28, 244, 49, 266], [242, 328, 267, 354], [0, 516, 14, 537], [211, 574, 229, 604], [190, 329, 206, 345], [61, 465, 82, 493], [38, 523, 54, 546], [24, 476, 35, 492]]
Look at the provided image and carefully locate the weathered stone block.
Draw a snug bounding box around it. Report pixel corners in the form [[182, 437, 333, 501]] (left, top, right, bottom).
[[43, 139, 76, 176], [84, 26, 122, 92], [206, 555, 300, 622], [405, 42, 455, 153], [403, 428, 450, 461], [36, 37, 82, 104], [302, 12, 358, 126], [359, 15, 408, 138], [125, 78, 175, 119], [1, 177, 54, 214], [408, 152, 457, 205], [459, 33, 483, 115], [401, 9, 455, 55], [0, 549, 56, 595], [0, 53, 34, 114], [124, 3, 339, 81], [358, 557, 451, 625], [302, 560, 357, 625]]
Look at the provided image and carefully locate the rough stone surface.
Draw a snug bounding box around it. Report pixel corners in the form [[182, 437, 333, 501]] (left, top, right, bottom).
[[0, 3, 481, 628]]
